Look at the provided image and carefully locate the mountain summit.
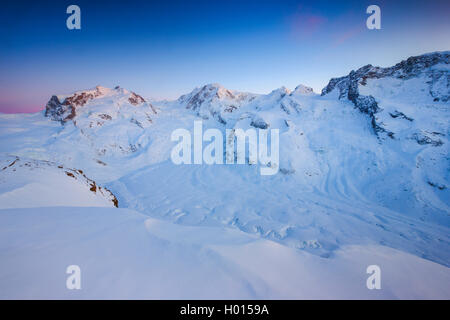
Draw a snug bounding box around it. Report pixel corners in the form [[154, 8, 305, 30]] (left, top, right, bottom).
[[45, 85, 153, 123], [321, 51, 449, 136]]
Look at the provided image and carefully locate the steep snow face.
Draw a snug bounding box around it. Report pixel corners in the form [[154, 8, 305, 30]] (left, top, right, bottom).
[[0, 156, 118, 209]]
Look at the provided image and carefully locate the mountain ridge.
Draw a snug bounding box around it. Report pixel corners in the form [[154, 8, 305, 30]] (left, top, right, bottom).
[[1, 50, 448, 268]]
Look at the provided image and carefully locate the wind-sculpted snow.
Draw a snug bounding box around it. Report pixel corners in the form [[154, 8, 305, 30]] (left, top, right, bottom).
[[0, 207, 449, 299], [0, 52, 449, 298]]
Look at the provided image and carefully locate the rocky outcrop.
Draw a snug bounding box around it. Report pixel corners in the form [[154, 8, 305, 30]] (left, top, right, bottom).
[[128, 92, 146, 106], [44, 95, 74, 122], [45, 86, 105, 122], [45, 86, 151, 123], [321, 52, 449, 135]]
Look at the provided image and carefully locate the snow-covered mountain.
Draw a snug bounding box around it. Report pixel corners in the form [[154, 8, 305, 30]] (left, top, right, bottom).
[[321, 51, 449, 137], [176, 83, 258, 123], [45, 85, 155, 122], [0, 51, 449, 299], [43, 85, 158, 157]]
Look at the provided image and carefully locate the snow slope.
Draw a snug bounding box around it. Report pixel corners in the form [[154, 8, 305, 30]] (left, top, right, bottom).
[[0, 206, 448, 299], [0, 156, 117, 209]]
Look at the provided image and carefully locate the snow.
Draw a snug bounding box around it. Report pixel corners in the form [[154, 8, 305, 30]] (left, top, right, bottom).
[[0, 206, 448, 299], [0, 52, 448, 299], [0, 157, 117, 209]]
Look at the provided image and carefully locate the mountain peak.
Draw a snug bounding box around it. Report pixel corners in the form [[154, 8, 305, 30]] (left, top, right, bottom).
[[322, 51, 449, 97], [178, 83, 237, 111], [45, 86, 148, 122], [320, 51, 449, 139], [269, 86, 291, 97], [292, 84, 314, 95], [203, 82, 224, 89]]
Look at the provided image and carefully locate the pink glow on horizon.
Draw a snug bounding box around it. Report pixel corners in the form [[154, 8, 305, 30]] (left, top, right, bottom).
[[0, 105, 44, 114], [0, 88, 48, 114]]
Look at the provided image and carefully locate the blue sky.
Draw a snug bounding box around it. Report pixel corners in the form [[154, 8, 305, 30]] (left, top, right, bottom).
[[0, 0, 449, 113]]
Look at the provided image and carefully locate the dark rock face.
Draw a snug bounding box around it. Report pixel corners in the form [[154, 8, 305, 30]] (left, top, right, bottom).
[[64, 89, 102, 107], [128, 92, 146, 106], [389, 111, 413, 121], [323, 52, 449, 96], [44, 95, 73, 122], [250, 118, 269, 129], [98, 114, 112, 120], [45, 87, 105, 122], [44, 86, 151, 123], [321, 52, 449, 135], [412, 132, 443, 147]]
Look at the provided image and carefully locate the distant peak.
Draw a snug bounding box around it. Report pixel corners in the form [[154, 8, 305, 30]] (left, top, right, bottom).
[[44, 85, 147, 122], [292, 84, 314, 95], [198, 83, 235, 98], [269, 86, 291, 96], [322, 51, 450, 96], [203, 83, 224, 89]]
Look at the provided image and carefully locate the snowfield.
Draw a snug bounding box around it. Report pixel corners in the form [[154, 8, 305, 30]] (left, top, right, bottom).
[[0, 207, 449, 299], [0, 52, 448, 299]]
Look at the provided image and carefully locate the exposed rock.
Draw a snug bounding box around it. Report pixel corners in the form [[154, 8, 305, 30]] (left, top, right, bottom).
[[427, 181, 446, 190], [389, 111, 414, 121], [44, 86, 153, 123], [412, 132, 443, 147], [128, 92, 146, 105], [98, 114, 112, 120], [321, 52, 449, 135], [250, 117, 269, 129], [0, 157, 118, 208]]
